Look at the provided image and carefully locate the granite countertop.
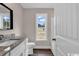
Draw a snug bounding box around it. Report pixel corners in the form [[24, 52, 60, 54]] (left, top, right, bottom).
[[0, 46, 9, 56], [0, 38, 25, 56]]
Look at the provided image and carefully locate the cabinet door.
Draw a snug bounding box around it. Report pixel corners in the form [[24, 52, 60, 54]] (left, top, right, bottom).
[[10, 44, 22, 56], [10, 40, 26, 56]]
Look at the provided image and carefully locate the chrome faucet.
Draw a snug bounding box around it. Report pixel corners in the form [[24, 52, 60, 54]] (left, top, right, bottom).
[[0, 35, 4, 40]]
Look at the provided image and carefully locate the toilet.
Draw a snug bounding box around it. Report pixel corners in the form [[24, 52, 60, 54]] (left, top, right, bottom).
[[25, 38, 35, 55], [27, 42, 35, 54]]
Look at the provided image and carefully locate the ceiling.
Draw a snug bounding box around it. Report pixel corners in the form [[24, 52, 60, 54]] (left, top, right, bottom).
[[21, 3, 56, 8]]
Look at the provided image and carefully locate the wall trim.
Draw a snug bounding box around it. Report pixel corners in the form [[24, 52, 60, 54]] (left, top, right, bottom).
[[56, 35, 79, 46], [34, 46, 51, 49]]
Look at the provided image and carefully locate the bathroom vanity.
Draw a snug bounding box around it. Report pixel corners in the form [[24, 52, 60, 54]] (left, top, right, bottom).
[[0, 38, 27, 56]]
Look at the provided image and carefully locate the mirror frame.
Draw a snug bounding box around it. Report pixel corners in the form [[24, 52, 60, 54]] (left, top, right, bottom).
[[0, 3, 13, 30]]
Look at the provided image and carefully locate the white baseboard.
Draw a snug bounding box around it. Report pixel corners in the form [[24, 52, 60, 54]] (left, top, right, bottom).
[[34, 46, 51, 49]]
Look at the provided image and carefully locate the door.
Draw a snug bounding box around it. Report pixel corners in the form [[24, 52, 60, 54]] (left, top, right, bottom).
[[36, 13, 47, 41]]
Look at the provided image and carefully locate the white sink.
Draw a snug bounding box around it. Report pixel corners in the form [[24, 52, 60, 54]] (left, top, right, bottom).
[[0, 40, 18, 46]]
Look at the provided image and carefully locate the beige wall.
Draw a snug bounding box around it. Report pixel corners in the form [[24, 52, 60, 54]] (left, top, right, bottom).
[[0, 3, 24, 37], [24, 8, 54, 48]]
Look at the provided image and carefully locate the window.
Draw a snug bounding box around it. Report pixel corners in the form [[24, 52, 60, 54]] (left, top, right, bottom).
[[36, 13, 47, 41]]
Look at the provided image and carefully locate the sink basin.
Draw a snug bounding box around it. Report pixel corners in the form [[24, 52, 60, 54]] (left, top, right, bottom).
[[0, 40, 18, 46]]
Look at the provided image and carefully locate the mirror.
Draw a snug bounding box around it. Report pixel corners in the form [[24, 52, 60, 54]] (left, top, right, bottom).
[[0, 3, 13, 30]]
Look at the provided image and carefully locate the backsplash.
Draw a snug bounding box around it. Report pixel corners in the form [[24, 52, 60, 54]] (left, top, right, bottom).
[[0, 34, 15, 40]]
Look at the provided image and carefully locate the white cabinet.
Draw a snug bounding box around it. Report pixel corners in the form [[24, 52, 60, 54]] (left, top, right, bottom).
[[10, 40, 26, 56]]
